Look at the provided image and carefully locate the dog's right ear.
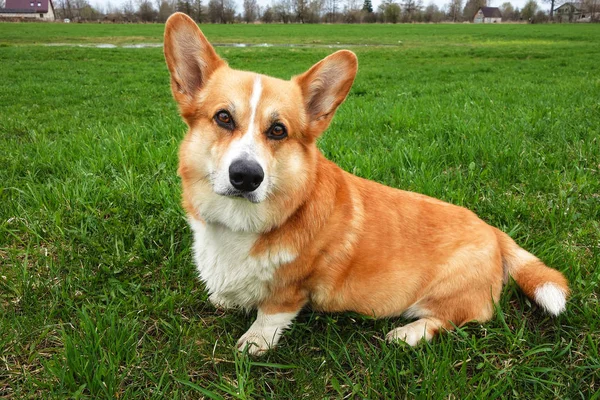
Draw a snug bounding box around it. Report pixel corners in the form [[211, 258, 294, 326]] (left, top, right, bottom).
[[164, 12, 225, 108]]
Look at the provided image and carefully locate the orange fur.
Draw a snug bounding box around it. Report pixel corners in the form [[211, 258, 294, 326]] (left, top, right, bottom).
[[164, 13, 569, 354]]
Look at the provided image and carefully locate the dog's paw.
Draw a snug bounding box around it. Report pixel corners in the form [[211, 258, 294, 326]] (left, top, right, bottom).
[[208, 294, 231, 310], [386, 319, 437, 346], [236, 332, 273, 356]]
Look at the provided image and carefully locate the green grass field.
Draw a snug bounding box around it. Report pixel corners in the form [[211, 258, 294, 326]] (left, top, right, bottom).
[[1, 23, 599, 398]]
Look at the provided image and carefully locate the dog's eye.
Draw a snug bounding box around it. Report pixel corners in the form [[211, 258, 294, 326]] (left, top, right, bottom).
[[214, 110, 234, 130], [267, 123, 287, 140]]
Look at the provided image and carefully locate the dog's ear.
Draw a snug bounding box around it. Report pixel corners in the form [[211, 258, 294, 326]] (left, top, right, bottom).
[[294, 50, 358, 137], [164, 12, 225, 108]]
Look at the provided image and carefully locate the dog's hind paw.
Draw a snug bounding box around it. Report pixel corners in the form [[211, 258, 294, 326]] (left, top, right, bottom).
[[386, 318, 443, 346]]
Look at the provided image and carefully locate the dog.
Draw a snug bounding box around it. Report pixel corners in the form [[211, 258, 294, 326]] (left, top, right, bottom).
[[163, 13, 569, 355]]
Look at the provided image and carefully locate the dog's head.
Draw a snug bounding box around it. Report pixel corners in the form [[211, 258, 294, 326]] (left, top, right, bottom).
[[164, 13, 357, 232]]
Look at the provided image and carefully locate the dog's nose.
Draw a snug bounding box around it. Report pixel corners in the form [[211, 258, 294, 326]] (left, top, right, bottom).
[[229, 159, 264, 192]]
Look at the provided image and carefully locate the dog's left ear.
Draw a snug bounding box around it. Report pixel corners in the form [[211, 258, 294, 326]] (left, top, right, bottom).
[[294, 50, 358, 137], [164, 12, 225, 111]]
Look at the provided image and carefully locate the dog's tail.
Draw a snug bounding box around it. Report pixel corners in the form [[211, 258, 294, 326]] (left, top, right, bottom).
[[495, 228, 569, 316]]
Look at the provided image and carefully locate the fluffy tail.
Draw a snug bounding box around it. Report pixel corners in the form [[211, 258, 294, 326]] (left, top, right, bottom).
[[495, 229, 569, 316]]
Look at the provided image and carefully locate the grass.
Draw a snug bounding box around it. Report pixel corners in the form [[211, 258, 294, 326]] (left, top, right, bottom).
[[1, 21, 600, 46], [1, 23, 599, 398]]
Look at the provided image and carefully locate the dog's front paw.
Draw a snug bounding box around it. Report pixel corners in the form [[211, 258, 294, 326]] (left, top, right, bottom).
[[236, 331, 274, 356], [235, 310, 298, 356]]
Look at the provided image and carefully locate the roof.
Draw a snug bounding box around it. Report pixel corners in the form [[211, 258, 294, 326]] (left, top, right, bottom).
[[2, 0, 52, 12], [478, 7, 502, 18], [554, 2, 583, 11]]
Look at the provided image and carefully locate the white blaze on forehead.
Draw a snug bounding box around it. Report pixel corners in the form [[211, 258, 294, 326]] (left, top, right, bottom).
[[230, 75, 264, 157], [247, 75, 263, 134]]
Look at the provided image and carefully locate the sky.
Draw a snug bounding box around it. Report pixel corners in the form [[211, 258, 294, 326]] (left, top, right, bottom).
[[92, 0, 540, 15]]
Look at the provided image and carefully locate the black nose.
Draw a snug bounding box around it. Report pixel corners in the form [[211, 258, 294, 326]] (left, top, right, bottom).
[[229, 159, 264, 192]]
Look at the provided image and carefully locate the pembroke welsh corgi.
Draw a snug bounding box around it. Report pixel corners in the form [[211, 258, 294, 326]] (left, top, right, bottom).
[[163, 12, 569, 355]]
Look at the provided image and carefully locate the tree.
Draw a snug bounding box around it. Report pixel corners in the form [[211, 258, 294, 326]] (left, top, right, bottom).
[[56, 0, 74, 19], [513, 6, 521, 20], [446, 0, 463, 21], [157, 0, 174, 21], [293, 0, 308, 22], [193, 0, 204, 22], [261, 5, 274, 21], [521, 0, 538, 20], [379, 0, 401, 22], [273, 0, 293, 22], [306, 0, 324, 22], [402, 0, 423, 20], [362, 0, 373, 12], [243, 0, 258, 22], [222, 0, 236, 22], [499, 1, 514, 20], [207, 0, 236, 22], [463, 0, 485, 20], [543, 0, 565, 20], [533, 8, 548, 21], [138, 0, 157, 21], [324, 0, 340, 22], [423, 2, 443, 21], [176, 0, 192, 15], [122, 0, 137, 20], [583, 0, 599, 21]]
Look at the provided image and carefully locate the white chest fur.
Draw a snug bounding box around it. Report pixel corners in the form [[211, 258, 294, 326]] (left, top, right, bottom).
[[188, 218, 295, 309]]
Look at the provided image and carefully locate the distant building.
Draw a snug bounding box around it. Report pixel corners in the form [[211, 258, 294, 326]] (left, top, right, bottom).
[[473, 7, 503, 23], [0, 0, 55, 21], [554, 2, 599, 22]]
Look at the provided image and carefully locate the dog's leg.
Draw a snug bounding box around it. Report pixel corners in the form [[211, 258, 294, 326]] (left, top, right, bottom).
[[237, 309, 299, 355], [385, 317, 446, 346]]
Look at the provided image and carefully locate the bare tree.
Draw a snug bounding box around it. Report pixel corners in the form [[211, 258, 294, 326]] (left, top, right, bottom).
[[122, 0, 137, 20], [273, 0, 293, 22], [57, 0, 74, 19], [584, 0, 599, 22], [324, 0, 339, 21], [543, 0, 564, 19], [293, 0, 308, 22], [207, 0, 220, 21], [138, 0, 157, 21], [446, 0, 462, 21], [156, 0, 174, 21], [261, 5, 274, 21], [306, 0, 324, 22], [192, 0, 204, 21], [243, 0, 258, 21], [402, 0, 423, 20]]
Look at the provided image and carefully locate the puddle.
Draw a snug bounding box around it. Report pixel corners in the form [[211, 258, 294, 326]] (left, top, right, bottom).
[[45, 42, 401, 49], [122, 43, 163, 48]]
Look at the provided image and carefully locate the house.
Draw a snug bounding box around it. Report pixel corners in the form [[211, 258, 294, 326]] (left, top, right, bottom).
[[473, 7, 502, 23], [0, 0, 55, 21], [554, 2, 599, 22]]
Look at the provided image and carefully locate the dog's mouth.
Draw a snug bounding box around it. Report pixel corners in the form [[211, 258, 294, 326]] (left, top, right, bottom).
[[217, 188, 261, 204]]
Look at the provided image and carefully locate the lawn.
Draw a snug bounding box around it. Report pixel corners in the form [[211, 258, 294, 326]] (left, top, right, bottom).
[[1, 22, 599, 398]]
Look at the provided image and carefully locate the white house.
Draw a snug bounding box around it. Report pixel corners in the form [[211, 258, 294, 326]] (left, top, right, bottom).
[[473, 7, 503, 23]]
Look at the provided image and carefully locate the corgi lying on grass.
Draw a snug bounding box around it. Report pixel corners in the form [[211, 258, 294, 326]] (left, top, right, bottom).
[[163, 12, 569, 355]]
